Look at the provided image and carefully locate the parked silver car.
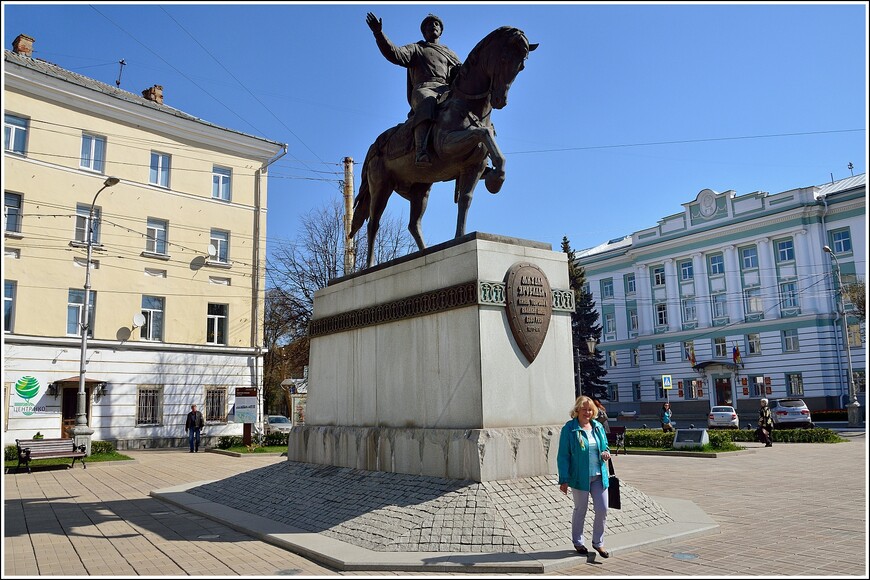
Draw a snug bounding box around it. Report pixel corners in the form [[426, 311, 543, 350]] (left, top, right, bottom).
[[264, 414, 293, 435], [769, 398, 814, 428], [708, 406, 739, 429]]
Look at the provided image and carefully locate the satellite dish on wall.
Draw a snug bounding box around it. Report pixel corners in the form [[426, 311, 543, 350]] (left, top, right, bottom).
[[207, 244, 217, 258], [132, 313, 146, 329]]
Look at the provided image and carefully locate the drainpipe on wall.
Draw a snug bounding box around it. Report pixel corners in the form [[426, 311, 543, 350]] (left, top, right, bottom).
[[817, 194, 846, 406], [253, 145, 288, 433]]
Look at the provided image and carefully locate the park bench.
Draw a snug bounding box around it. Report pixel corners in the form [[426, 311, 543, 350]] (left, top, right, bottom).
[[607, 426, 627, 456], [15, 438, 87, 473]]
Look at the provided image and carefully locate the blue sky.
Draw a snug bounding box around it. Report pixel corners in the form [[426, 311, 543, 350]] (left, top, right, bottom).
[[3, 2, 867, 257]]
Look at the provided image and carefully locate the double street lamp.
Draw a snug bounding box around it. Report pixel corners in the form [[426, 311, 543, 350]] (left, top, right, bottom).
[[823, 245, 861, 427], [72, 177, 120, 450]]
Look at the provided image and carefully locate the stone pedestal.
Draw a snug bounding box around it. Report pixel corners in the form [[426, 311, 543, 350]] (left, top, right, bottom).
[[287, 233, 577, 481]]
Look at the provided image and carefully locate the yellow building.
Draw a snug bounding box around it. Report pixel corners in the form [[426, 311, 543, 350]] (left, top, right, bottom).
[[3, 34, 286, 449]]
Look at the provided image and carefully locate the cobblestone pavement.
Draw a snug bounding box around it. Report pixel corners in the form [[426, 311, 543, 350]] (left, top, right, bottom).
[[3, 432, 867, 577]]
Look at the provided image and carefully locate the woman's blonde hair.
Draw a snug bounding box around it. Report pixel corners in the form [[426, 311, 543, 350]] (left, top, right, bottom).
[[570, 395, 599, 419]]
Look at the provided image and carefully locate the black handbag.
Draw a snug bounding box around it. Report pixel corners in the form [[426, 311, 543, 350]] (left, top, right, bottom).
[[607, 458, 622, 510]]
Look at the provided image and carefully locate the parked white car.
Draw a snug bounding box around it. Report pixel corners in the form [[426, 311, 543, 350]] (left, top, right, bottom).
[[707, 406, 739, 429]]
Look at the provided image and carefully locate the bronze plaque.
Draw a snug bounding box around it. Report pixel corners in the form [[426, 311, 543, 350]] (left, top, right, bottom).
[[505, 262, 552, 363]]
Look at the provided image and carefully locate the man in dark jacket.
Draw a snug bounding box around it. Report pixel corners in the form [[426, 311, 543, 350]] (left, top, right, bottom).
[[185, 404, 205, 452]]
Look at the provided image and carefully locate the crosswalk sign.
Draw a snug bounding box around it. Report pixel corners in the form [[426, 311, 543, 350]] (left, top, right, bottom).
[[662, 375, 673, 390]]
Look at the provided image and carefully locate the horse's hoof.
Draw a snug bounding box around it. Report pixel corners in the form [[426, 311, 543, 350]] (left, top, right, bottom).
[[485, 170, 505, 194]]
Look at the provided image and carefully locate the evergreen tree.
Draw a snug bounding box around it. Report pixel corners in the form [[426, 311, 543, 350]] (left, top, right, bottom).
[[561, 236, 608, 398]]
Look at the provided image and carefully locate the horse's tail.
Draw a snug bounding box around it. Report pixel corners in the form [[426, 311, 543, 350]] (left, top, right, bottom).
[[349, 141, 379, 239]]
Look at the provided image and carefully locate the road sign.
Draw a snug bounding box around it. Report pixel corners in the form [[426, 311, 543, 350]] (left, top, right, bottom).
[[662, 375, 673, 390]]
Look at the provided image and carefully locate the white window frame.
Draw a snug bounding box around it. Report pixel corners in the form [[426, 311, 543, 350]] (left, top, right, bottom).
[[712, 292, 728, 319], [625, 273, 636, 294], [680, 260, 693, 281], [708, 254, 724, 275], [714, 337, 727, 357], [67, 289, 96, 337], [747, 333, 762, 355], [655, 303, 668, 327], [604, 312, 616, 335], [744, 287, 763, 316], [212, 166, 232, 201], [653, 266, 665, 286], [741, 246, 758, 269], [831, 229, 852, 254], [631, 348, 639, 367], [4, 114, 28, 155], [783, 329, 800, 352], [146, 217, 168, 255], [80, 133, 106, 173], [608, 350, 618, 367], [75, 203, 101, 244], [682, 297, 696, 323], [776, 239, 795, 262], [141, 295, 165, 341], [4, 279, 16, 333], [779, 281, 800, 310], [750, 375, 765, 397], [628, 309, 638, 332], [632, 382, 641, 401], [210, 229, 229, 263], [654, 343, 666, 363], [207, 303, 228, 345], [150, 151, 171, 188], [5, 192, 22, 234], [136, 386, 163, 426], [786, 373, 804, 396], [602, 278, 614, 299]]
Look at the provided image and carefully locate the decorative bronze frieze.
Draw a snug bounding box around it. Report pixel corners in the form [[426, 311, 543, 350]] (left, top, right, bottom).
[[309, 277, 573, 338]]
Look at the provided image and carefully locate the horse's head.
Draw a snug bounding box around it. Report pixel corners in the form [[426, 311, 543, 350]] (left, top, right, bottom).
[[465, 26, 537, 110]]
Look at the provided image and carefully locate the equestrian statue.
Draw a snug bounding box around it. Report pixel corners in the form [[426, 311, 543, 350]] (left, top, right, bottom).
[[352, 13, 538, 268]]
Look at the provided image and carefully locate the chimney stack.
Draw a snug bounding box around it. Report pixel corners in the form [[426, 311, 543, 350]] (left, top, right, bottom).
[[12, 34, 34, 57], [141, 85, 164, 105]]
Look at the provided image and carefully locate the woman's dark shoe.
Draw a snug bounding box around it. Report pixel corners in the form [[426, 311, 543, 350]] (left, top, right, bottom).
[[594, 546, 610, 558], [574, 545, 588, 555]]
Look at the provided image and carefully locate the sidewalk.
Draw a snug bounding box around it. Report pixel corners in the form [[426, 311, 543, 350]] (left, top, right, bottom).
[[3, 432, 867, 577]]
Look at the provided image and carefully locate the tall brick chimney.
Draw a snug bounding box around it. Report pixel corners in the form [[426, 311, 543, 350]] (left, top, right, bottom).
[[141, 85, 164, 105], [12, 34, 34, 57]]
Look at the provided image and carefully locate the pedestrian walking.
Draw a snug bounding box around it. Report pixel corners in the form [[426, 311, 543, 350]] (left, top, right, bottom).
[[185, 404, 205, 452], [557, 395, 612, 559], [757, 398, 774, 447], [660, 402, 674, 432]]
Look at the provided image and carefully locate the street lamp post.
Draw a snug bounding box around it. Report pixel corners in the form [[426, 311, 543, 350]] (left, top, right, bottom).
[[71, 177, 120, 453], [584, 337, 598, 397], [823, 245, 861, 427]]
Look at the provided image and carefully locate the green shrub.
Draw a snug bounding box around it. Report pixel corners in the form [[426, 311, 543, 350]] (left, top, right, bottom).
[[623, 426, 844, 449], [217, 435, 244, 449], [90, 440, 116, 455], [624, 429, 675, 449], [811, 409, 848, 421], [5, 445, 17, 462], [264, 432, 289, 446]]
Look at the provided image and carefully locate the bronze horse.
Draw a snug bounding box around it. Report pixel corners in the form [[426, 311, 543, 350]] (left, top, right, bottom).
[[351, 26, 537, 268]]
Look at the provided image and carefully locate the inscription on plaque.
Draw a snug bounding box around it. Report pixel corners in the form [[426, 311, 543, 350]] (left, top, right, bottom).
[[505, 262, 553, 363]]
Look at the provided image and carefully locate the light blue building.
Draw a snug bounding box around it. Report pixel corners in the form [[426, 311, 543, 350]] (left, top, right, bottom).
[[576, 174, 865, 420]]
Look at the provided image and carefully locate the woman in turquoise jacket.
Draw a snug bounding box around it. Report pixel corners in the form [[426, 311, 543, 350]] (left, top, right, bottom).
[[557, 395, 612, 558]]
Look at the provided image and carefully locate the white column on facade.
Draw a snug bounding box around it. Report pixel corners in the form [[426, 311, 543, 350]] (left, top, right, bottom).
[[663, 258, 681, 331], [635, 264, 653, 335], [756, 237, 779, 318], [793, 229, 819, 314], [723, 245, 742, 323], [692, 252, 711, 327]]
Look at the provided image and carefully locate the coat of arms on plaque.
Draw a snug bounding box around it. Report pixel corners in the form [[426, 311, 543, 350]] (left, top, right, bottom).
[[504, 262, 553, 363]]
